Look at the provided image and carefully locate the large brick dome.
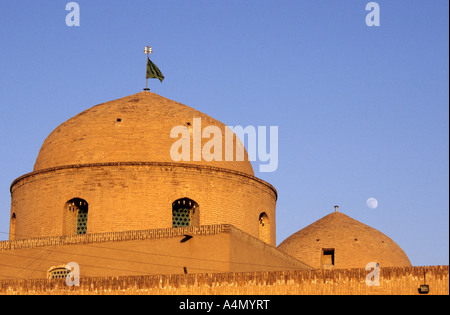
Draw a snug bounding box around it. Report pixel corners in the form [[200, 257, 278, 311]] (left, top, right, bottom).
[[277, 212, 411, 269], [33, 91, 254, 175], [10, 92, 277, 243]]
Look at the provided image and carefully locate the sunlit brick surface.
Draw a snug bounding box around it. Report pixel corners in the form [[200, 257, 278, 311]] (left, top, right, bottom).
[[277, 212, 412, 268]]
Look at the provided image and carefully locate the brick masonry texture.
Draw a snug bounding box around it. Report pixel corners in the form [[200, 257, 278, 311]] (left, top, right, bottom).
[[0, 225, 311, 281], [277, 212, 412, 269], [32, 92, 255, 175], [4, 91, 447, 295], [0, 266, 447, 295], [10, 91, 277, 245], [10, 163, 277, 245]]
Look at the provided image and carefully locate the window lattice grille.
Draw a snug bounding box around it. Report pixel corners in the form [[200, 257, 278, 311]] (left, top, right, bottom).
[[77, 209, 88, 235], [172, 207, 190, 227], [49, 268, 70, 279]]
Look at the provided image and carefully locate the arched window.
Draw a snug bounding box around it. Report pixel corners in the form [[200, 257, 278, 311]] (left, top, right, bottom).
[[172, 198, 199, 228], [258, 212, 270, 244], [63, 198, 88, 235]]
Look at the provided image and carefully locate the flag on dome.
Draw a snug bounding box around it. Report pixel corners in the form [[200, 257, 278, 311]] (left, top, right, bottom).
[[146, 57, 165, 82]]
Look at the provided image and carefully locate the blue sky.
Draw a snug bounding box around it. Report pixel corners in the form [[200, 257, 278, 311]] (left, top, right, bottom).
[[0, 1, 448, 267]]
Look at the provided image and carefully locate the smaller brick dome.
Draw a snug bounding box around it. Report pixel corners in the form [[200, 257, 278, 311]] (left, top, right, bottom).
[[277, 212, 411, 269]]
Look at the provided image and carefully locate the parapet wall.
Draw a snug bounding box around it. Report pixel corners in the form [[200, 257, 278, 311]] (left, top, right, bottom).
[[1, 224, 229, 251], [0, 265, 447, 295], [0, 224, 310, 280]]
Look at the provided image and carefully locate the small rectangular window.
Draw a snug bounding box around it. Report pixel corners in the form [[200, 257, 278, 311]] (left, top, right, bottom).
[[322, 248, 335, 266]]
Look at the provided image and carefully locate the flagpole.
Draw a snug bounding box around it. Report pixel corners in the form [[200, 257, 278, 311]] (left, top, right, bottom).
[[144, 45, 152, 91]]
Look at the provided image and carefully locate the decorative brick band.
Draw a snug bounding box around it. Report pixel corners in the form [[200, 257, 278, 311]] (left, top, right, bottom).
[[10, 162, 277, 199]]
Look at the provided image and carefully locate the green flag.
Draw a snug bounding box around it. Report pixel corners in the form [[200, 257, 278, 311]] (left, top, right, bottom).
[[146, 57, 164, 82]]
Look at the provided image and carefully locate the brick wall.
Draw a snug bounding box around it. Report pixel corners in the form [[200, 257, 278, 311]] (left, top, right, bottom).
[[0, 224, 310, 280], [0, 266, 447, 295]]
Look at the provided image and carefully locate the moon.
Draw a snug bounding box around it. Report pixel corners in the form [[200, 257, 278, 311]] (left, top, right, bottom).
[[366, 198, 378, 209]]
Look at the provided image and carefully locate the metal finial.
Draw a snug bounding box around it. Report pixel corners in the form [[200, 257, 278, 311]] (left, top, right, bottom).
[[143, 45, 152, 91], [334, 205, 339, 213], [143, 45, 164, 90]]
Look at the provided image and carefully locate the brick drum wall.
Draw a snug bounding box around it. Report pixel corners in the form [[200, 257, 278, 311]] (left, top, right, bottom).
[[10, 163, 277, 245]]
